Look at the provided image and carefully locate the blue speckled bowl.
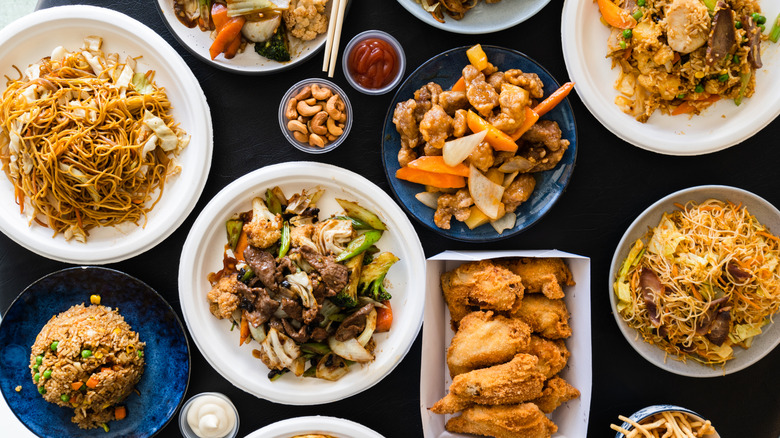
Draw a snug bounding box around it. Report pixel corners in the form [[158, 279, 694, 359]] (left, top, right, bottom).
[[0, 267, 190, 437], [614, 405, 720, 438], [381, 45, 577, 242]]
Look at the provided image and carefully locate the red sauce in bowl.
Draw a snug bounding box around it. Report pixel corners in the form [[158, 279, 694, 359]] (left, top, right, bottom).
[[347, 38, 399, 89]]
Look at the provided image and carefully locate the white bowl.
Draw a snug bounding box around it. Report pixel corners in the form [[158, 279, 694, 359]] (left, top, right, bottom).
[[395, 0, 552, 34], [246, 415, 384, 438], [0, 6, 212, 264], [178, 162, 426, 405], [614, 405, 719, 438], [561, 0, 780, 155], [609, 185, 780, 377]]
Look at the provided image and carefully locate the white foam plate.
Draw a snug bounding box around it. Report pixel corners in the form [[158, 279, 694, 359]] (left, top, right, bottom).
[[0, 6, 212, 264], [562, 0, 780, 155], [396, 0, 552, 34], [178, 162, 426, 405], [246, 416, 385, 438], [156, 0, 330, 74]]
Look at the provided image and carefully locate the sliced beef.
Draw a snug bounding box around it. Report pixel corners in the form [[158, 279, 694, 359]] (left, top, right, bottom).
[[310, 327, 329, 342], [268, 318, 284, 333], [281, 297, 303, 321], [298, 247, 349, 294], [335, 303, 374, 341], [244, 247, 279, 290], [243, 287, 278, 327], [282, 319, 309, 343], [276, 256, 297, 277]]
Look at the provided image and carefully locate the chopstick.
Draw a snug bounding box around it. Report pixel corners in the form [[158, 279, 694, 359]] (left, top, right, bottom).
[[323, 0, 348, 77]]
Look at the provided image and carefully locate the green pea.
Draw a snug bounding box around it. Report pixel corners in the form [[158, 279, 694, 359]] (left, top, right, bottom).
[[38, 386, 46, 395], [61, 394, 70, 402], [718, 74, 729, 82], [735, 20, 743, 29], [695, 84, 704, 93], [50, 341, 59, 351], [620, 41, 627, 50], [43, 369, 52, 379], [81, 350, 92, 358], [623, 29, 633, 39], [759, 24, 766, 32], [33, 364, 39, 372], [35, 356, 43, 365], [33, 373, 40, 383], [137, 350, 144, 358], [677, 93, 686, 99], [733, 55, 740, 63], [637, 0, 645, 5], [632, 10, 643, 21], [757, 15, 767, 25]]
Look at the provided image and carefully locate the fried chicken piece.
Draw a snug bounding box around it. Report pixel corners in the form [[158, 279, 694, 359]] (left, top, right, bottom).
[[441, 260, 524, 327], [392, 99, 419, 167], [447, 311, 531, 376], [452, 109, 468, 137], [464, 140, 494, 173], [504, 69, 545, 99], [511, 295, 572, 339], [502, 173, 536, 213], [518, 120, 570, 172], [419, 104, 453, 150], [434, 189, 473, 230], [502, 257, 575, 299], [463, 65, 499, 117], [431, 354, 545, 414], [438, 90, 469, 115], [486, 71, 505, 93], [530, 376, 580, 414], [413, 82, 442, 120], [489, 83, 530, 133], [445, 403, 557, 438], [520, 335, 570, 378]]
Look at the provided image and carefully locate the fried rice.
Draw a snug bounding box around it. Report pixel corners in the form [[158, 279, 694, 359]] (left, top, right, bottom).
[[30, 303, 145, 429]]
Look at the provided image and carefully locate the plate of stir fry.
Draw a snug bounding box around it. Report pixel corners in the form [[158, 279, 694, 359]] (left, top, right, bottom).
[[178, 162, 425, 404]]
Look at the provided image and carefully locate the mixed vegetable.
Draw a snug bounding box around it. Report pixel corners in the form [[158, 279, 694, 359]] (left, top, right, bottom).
[[207, 187, 399, 381]]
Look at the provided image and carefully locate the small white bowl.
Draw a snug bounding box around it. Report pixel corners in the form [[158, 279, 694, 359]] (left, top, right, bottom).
[[178, 392, 239, 438], [614, 405, 719, 438], [245, 415, 384, 438], [278, 78, 353, 154], [342, 30, 405, 95], [609, 185, 780, 377]]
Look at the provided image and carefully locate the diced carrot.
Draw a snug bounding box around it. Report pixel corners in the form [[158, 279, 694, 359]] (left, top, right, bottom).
[[209, 16, 245, 60], [466, 44, 489, 71], [375, 301, 393, 333], [407, 156, 470, 177], [596, 0, 637, 29], [239, 311, 250, 345], [534, 82, 575, 117], [451, 76, 466, 92], [466, 110, 518, 152], [114, 406, 127, 421], [395, 167, 466, 189], [510, 107, 540, 140], [672, 52, 681, 64], [86, 376, 99, 389], [71, 382, 83, 391], [234, 229, 249, 262]]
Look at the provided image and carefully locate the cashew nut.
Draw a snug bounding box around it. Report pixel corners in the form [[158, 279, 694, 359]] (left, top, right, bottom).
[[309, 111, 329, 136], [311, 84, 332, 100], [285, 98, 298, 120], [293, 131, 309, 143], [326, 133, 337, 142], [308, 133, 326, 148], [297, 100, 322, 117], [326, 117, 343, 136], [294, 86, 312, 101], [287, 119, 308, 134], [326, 94, 346, 122], [304, 97, 317, 105]]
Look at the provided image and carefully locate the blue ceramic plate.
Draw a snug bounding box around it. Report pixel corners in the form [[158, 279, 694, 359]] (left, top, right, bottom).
[[381, 46, 577, 242], [0, 267, 190, 437]]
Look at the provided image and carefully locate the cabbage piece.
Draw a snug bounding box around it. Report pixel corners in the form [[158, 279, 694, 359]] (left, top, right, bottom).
[[648, 214, 684, 258], [226, 0, 277, 17], [728, 321, 765, 345], [142, 110, 178, 151], [131, 72, 154, 95]]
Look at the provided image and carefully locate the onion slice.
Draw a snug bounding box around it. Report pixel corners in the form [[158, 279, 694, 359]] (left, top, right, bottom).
[[415, 192, 441, 209], [442, 130, 487, 167], [328, 336, 374, 362], [468, 165, 505, 220]]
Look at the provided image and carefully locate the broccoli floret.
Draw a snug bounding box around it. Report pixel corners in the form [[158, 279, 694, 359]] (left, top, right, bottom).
[[358, 252, 399, 302], [254, 21, 291, 62], [333, 253, 364, 308]]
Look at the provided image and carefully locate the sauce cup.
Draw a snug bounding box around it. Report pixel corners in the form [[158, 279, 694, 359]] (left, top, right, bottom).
[[342, 30, 405, 95], [179, 392, 239, 438]]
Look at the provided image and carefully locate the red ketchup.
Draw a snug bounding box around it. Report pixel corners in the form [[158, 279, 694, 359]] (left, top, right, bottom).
[[347, 38, 398, 89]]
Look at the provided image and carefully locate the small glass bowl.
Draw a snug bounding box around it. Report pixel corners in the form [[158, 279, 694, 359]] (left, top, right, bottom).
[[179, 392, 239, 438], [613, 405, 719, 438], [278, 78, 353, 154], [342, 30, 406, 95]]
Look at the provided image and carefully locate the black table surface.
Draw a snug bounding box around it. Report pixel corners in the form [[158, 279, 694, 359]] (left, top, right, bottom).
[[3, 0, 779, 436]]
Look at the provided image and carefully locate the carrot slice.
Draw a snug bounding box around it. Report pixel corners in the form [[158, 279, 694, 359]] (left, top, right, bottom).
[[395, 167, 466, 189], [466, 110, 518, 152], [210, 16, 245, 60], [596, 0, 637, 29], [451, 76, 466, 92], [407, 156, 470, 177], [510, 107, 540, 140], [239, 311, 250, 345], [71, 381, 83, 391], [114, 406, 127, 421], [375, 301, 393, 332], [466, 44, 489, 71], [534, 82, 575, 117], [234, 229, 249, 262], [86, 376, 99, 389]]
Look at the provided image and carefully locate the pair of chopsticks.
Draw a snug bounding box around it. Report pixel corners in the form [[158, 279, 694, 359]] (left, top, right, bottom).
[[322, 0, 348, 77]]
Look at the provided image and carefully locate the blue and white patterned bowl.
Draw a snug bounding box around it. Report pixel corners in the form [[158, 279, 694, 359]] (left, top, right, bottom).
[[0, 267, 190, 437], [614, 405, 720, 438]]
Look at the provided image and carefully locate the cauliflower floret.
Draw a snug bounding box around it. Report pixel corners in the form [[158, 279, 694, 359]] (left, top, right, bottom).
[[244, 197, 282, 249], [290, 222, 317, 252], [207, 275, 241, 319], [283, 0, 328, 41]]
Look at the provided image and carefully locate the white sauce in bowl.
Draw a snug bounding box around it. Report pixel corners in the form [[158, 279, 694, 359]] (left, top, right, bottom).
[[186, 395, 236, 438]]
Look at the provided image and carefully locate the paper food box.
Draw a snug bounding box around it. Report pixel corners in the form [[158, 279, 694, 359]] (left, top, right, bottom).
[[420, 250, 592, 438]]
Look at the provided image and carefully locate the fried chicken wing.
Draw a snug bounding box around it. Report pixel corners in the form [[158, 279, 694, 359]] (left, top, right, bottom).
[[521, 335, 570, 379], [431, 353, 545, 414], [512, 295, 572, 339], [530, 376, 581, 414], [447, 311, 531, 376], [441, 260, 524, 327], [445, 403, 558, 438], [501, 257, 575, 299]]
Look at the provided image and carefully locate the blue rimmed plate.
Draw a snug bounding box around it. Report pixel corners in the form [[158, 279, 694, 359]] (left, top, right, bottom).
[[0, 267, 190, 437], [381, 45, 577, 242]]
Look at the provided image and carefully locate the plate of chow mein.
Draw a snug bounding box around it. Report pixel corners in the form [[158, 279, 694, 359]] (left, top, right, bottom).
[[0, 6, 212, 264]]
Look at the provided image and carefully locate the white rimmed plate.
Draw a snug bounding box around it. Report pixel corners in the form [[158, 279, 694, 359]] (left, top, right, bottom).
[[246, 416, 385, 438], [0, 6, 212, 264], [396, 0, 552, 34], [178, 162, 426, 405], [561, 1, 780, 155], [609, 185, 780, 376], [155, 0, 330, 74]]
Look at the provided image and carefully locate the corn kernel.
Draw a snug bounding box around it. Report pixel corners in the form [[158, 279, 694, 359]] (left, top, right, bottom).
[[90, 295, 101, 305], [15, 386, 21, 392], [694, 72, 705, 79]]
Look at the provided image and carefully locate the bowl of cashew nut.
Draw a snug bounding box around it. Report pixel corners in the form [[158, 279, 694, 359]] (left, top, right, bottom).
[[279, 78, 353, 154]]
